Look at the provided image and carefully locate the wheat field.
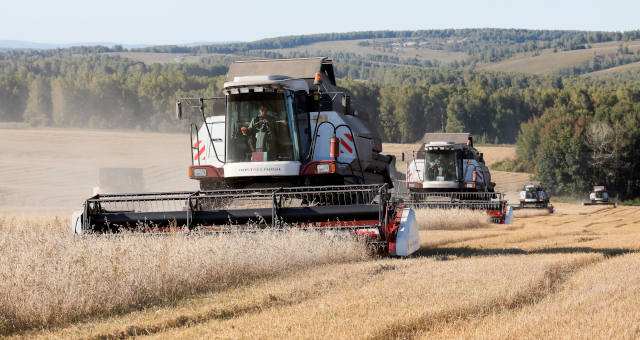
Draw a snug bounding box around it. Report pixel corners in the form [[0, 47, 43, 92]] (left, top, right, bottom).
[[2, 129, 640, 339]]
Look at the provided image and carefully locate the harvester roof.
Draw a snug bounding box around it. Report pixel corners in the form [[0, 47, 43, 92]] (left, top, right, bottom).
[[424, 133, 470, 144], [227, 57, 336, 85], [524, 181, 543, 189]]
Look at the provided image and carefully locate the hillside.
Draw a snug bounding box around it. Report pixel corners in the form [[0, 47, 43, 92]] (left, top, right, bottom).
[[477, 40, 640, 74], [583, 60, 640, 77], [265, 38, 470, 65], [81, 28, 640, 75]]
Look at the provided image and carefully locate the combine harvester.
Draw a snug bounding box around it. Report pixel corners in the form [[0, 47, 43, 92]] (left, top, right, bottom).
[[71, 57, 420, 256], [403, 133, 511, 224], [582, 186, 617, 207], [512, 182, 554, 213]]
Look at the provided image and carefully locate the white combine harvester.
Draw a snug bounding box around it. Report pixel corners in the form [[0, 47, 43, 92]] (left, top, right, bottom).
[[512, 181, 554, 213], [403, 133, 510, 224], [71, 57, 420, 257], [583, 186, 617, 207]]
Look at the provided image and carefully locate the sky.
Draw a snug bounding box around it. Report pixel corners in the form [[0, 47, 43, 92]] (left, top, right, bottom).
[[1, 0, 639, 45]]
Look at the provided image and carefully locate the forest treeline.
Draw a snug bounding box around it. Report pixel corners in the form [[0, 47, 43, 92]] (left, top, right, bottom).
[[505, 87, 640, 199], [0, 55, 227, 131], [1, 45, 640, 198], [1, 53, 639, 145]]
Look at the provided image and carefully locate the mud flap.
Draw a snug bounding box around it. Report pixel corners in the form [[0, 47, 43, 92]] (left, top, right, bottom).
[[390, 208, 420, 257], [504, 205, 513, 224]]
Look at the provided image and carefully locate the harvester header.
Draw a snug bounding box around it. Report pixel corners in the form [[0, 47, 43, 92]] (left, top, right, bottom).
[[72, 184, 421, 256]]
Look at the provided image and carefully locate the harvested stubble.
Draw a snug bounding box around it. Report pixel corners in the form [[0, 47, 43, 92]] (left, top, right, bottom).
[[415, 208, 491, 230], [0, 216, 368, 335], [418, 253, 640, 339], [145, 254, 601, 339]]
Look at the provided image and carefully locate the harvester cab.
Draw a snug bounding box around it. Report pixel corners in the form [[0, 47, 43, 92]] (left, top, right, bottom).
[[401, 133, 509, 224], [177, 57, 394, 190], [513, 181, 554, 213], [583, 186, 617, 207]]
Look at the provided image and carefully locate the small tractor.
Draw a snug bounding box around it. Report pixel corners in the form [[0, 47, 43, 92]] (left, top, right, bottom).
[[583, 186, 617, 207], [403, 133, 509, 224]]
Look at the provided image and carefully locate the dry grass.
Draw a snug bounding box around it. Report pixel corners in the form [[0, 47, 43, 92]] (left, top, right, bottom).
[[5, 204, 640, 339], [140, 254, 600, 339], [415, 208, 491, 230], [0, 216, 367, 335], [418, 253, 640, 339]]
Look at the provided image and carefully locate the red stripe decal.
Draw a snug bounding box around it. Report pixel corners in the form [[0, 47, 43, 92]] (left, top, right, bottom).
[[340, 138, 353, 153], [194, 145, 205, 160], [344, 134, 354, 142]]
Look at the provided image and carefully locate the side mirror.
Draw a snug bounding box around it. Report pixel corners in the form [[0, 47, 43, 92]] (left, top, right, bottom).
[[175, 101, 183, 120]]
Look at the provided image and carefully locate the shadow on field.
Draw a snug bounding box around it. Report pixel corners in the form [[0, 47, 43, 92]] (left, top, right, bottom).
[[414, 246, 636, 259]]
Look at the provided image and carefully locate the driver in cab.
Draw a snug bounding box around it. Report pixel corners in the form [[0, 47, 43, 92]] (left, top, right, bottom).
[[244, 105, 275, 155], [429, 154, 454, 180]]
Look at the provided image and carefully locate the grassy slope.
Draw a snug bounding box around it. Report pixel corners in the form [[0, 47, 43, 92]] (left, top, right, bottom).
[[265, 38, 469, 64], [103, 37, 640, 77], [477, 40, 640, 74], [583, 60, 640, 77]]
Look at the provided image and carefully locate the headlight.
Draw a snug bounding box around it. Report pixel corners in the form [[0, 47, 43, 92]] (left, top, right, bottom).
[[193, 168, 207, 177], [317, 164, 330, 173]]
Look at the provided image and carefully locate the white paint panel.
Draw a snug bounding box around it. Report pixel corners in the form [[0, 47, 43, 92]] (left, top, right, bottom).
[[194, 116, 225, 168], [391, 208, 420, 257], [224, 161, 301, 177]]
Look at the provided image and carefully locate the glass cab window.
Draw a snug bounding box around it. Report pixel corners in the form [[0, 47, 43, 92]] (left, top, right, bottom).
[[424, 149, 459, 182], [525, 186, 538, 199], [226, 91, 299, 163]]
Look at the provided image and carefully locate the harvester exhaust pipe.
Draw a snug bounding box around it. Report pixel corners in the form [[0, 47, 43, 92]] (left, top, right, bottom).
[[330, 135, 339, 159], [175, 101, 182, 120]]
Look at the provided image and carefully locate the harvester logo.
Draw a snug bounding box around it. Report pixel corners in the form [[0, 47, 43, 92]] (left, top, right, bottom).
[[193, 140, 206, 161], [339, 133, 354, 155]]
